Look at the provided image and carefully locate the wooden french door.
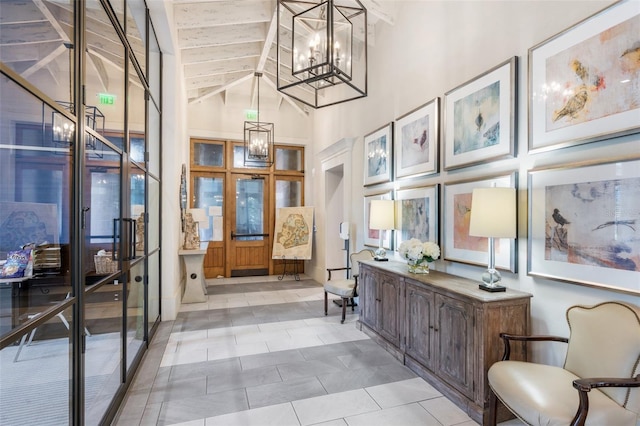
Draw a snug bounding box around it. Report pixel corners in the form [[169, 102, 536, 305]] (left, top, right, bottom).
[[227, 173, 271, 276]]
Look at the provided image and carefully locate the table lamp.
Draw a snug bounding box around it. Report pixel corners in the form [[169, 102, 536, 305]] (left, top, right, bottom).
[[369, 199, 394, 261], [468, 187, 516, 292]]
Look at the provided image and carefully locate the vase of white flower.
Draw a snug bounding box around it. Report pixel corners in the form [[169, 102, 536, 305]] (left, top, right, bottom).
[[398, 238, 440, 274]]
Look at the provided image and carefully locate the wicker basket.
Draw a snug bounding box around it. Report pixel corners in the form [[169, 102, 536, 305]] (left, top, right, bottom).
[[94, 253, 117, 274]]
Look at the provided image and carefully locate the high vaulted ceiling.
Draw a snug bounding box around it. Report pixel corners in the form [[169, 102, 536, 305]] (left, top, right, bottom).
[[0, 0, 394, 115], [174, 0, 394, 112]]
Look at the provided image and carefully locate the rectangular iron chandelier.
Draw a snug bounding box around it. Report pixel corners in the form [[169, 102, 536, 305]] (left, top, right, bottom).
[[277, 0, 367, 109], [244, 73, 274, 167]]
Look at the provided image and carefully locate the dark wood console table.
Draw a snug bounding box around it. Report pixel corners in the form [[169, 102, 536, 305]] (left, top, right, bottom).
[[358, 260, 532, 425]]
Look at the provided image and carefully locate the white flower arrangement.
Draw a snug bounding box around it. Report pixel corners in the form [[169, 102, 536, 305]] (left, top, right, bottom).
[[398, 238, 440, 264]]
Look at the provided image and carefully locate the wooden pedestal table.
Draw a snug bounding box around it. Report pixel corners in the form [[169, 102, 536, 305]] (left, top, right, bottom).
[[179, 243, 208, 303]]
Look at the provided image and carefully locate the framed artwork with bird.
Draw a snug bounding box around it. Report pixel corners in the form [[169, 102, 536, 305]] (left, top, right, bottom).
[[528, 0, 640, 153], [527, 158, 640, 296], [393, 98, 439, 179], [442, 172, 518, 271], [443, 56, 517, 170], [363, 123, 393, 186]]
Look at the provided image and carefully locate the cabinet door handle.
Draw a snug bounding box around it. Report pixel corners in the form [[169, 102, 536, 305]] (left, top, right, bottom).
[[429, 326, 434, 329]]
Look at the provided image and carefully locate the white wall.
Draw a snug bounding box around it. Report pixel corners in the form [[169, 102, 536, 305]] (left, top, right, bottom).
[[157, 1, 639, 366], [310, 0, 639, 366]]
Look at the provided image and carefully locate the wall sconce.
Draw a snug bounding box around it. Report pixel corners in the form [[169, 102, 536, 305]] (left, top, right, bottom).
[[277, 0, 367, 108], [244, 72, 274, 167], [469, 187, 516, 292], [369, 199, 394, 261]]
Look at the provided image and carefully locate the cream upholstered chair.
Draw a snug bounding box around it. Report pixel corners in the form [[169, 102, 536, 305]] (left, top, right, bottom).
[[324, 249, 374, 323], [487, 301, 640, 426]]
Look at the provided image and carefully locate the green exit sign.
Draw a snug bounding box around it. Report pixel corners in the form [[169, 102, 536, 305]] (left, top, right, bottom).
[[98, 93, 116, 105], [245, 109, 258, 120]]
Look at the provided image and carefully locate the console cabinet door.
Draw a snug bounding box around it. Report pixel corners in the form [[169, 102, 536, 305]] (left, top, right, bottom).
[[435, 294, 474, 398], [405, 282, 435, 369], [378, 272, 400, 346], [360, 266, 378, 330]]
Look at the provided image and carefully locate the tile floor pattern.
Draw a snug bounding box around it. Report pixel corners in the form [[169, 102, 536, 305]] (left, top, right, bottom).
[[114, 276, 522, 426]]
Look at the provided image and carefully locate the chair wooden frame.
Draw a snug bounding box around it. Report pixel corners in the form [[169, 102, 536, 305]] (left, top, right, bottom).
[[324, 249, 374, 323], [488, 301, 640, 426]]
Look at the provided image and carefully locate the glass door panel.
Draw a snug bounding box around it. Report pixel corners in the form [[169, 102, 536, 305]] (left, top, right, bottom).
[[84, 279, 123, 426], [126, 261, 145, 369], [192, 173, 224, 278], [147, 252, 160, 333], [229, 174, 270, 276]]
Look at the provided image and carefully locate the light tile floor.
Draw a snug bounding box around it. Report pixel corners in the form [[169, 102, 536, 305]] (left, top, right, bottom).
[[114, 275, 522, 426]]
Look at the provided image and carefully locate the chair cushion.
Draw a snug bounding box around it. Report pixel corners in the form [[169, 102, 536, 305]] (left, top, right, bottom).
[[488, 361, 638, 426], [324, 279, 356, 298]]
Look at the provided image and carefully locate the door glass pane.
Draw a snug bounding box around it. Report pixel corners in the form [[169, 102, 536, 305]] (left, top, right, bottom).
[[130, 165, 145, 260], [236, 179, 264, 241], [276, 180, 302, 208], [84, 280, 122, 425], [148, 177, 160, 251], [85, 1, 124, 140], [194, 176, 223, 242], [233, 146, 249, 168], [148, 103, 160, 177], [86, 140, 121, 276], [147, 251, 160, 333], [126, 1, 147, 77], [129, 70, 146, 163], [0, 309, 72, 425], [149, 23, 161, 102], [126, 261, 145, 370]]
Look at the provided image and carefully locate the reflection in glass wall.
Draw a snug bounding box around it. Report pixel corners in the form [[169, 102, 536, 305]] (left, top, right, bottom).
[[129, 71, 146, 164], [0, 307, 72, 425], [0, 0, 74, 107], [149, 177, 160, 251], [0, 76, 74, 424], [85, 1, 125, 138], [127, 1, 147, 77]]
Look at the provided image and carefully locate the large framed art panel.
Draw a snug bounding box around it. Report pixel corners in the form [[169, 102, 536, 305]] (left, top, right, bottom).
[[444, 57, 517, 170], [529, 0, 640, 153], [528, 158, 640, 295], [364, 192, 393, 249], [443, 173, 517, 272], [363, 123, 393, 186], [394, 98, 439, 179], [395, 185, 439, 249]]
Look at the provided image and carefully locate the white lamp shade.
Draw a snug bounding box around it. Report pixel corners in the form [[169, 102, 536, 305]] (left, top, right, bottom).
[[369, 199, 395, 231], [469, 187, 516, 238]]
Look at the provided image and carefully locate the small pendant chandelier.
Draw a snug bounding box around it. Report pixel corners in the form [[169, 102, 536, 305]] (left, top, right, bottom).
[[244, 72, 274, 167], [277, 0, 367, 109]]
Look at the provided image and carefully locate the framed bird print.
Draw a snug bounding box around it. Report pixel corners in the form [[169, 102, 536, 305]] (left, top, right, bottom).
[[394, 98, 439, 179], [443, 57, 517, 170], [528, 0, 640, 153], [395, 185, 439, 250], [443, 173, 517, 272], [528, 158, 640, 296], [364, 123, 393, 186]]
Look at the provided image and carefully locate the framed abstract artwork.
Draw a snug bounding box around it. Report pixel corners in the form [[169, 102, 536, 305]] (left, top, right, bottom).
[[363, 123, 393, 186], [364, 192, 393, 249], [529, 0, 640, 153], [444, 56, 517, 170], [443, 173, 518, 272], [395, 185, 439, 250], [528, 158, 640, 295], [394, 98, 439, 179]]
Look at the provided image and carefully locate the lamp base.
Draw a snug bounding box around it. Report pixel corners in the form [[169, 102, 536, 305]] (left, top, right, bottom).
[[374, 257, 389, 262], [478, 283, 506, 292]]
